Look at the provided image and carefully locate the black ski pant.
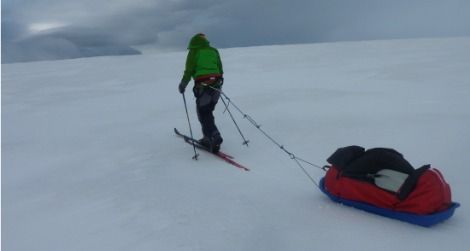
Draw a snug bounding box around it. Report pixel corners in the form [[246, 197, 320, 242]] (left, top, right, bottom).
[[194, 86, 221, 138]]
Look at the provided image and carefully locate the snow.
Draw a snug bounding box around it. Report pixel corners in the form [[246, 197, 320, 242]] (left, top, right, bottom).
[[2, 37, 470, 251]]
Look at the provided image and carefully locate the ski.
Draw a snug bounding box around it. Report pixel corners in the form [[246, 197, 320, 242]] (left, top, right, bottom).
[[174, 128, 250, 171]]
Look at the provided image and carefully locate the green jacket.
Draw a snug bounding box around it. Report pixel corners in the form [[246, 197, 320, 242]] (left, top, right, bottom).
[[181, 34, 223, 87]]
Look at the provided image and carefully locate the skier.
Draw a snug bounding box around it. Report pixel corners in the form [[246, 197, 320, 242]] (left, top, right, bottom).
[[178, 33, 224, 153]]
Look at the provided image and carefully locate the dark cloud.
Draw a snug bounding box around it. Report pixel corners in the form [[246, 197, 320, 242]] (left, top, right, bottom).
[[2, 26, 141, 63], [2, 0, 470, 63], [203, 0, 470, 46]]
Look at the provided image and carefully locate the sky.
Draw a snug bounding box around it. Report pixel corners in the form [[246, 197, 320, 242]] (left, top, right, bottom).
[[2, 0, 470, 63]]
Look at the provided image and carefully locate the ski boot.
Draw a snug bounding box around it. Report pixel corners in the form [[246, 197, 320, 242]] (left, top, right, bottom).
[[198, 136, 211, 149], [209, 132, 223, 153]]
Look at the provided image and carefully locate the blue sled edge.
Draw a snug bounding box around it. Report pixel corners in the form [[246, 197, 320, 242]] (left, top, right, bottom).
[[319, 178, 460, 227]]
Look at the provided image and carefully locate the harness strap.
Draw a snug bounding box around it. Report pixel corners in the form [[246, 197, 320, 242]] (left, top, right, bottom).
[[195, 74, 223, 87]]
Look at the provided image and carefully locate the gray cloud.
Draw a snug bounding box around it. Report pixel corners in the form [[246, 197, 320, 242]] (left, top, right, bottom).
[[2, 0, 470, 63], [2, 26, 141, 63]]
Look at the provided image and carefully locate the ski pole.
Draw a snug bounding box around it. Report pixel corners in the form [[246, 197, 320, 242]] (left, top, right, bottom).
[[220, 95, 250, 146], [181, 92, 199, 160], [201, 82, 249, 147]]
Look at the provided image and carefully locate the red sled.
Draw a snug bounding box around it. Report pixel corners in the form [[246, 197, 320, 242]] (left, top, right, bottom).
[[321, 146, 460, 227]]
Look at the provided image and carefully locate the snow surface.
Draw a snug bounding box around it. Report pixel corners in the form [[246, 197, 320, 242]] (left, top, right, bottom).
[[2, 37, 470, 251]]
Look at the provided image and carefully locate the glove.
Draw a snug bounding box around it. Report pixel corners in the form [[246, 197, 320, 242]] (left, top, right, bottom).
[[178, 81, 187, 94]]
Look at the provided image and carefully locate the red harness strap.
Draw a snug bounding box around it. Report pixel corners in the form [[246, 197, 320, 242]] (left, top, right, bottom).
[[195, 74, 223, 86]]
